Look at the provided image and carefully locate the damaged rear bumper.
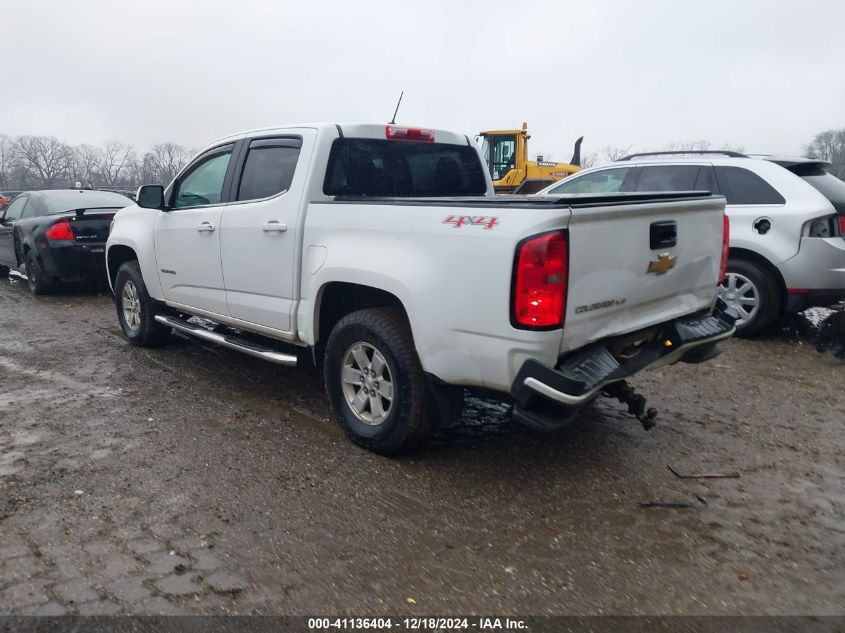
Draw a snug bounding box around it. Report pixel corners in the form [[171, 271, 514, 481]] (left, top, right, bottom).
[[511, 302, 737, 416]]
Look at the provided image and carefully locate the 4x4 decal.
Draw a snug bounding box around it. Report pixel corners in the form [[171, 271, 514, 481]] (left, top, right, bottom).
[[443, 215, 500, 230]]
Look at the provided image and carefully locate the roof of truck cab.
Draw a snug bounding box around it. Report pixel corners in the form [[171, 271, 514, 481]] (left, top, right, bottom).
[[212, 123, 473, 147]]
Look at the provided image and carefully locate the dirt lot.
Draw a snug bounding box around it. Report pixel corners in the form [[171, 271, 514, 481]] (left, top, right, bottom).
[[0, 276, 842, 616]]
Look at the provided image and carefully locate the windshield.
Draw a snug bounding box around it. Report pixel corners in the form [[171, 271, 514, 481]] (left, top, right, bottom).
[[44, 190, 132, 214], [323, 138, 487, 197]]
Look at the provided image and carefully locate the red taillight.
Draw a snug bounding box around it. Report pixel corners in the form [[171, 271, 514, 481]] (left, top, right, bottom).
[[45, 219, 75, 240], [838, 215, 845, 236], [512, 231, 568, 329], [385, 125, 435, 142], [719, 215, 730, 282]]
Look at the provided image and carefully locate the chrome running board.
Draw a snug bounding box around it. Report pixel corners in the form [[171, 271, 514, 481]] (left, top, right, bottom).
[[154, 315, 298, 366]]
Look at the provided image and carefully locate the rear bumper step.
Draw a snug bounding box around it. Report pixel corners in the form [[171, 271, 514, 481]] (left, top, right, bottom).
[[154, 315, 298, 366], [512, 303, 737, 409]]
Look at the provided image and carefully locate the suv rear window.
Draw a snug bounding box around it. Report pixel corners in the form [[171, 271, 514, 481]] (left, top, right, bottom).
[[787, 164, 845, 214], [714, 166, 785, 205], [323, 138, 487, 197]]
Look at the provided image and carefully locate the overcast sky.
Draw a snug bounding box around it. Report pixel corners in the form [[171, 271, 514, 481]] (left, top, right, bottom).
[[2, 0, 844, 161]]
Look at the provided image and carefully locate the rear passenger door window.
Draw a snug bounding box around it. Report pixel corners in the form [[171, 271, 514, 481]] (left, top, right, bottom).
[[714, 166, 785, 205], [634, 165, 702, 192], [547, 167, 633, 194], [694, 166, 718, 194], [236, 138, 302, 201]]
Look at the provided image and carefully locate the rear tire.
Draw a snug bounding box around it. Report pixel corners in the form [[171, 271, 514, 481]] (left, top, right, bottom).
[[0, 264, 9, 276], [718, 257, 780, 338], [324, 308, 438, 455], [114, 260, 171, 347], [24, 251, 53, 295]]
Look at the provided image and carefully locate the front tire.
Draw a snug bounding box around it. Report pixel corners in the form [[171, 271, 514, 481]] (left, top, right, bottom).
[[324, 308, 435, 455], [718, 258, 781, 338], [114, 260, 170, 347], [24, 251, 53, 295]]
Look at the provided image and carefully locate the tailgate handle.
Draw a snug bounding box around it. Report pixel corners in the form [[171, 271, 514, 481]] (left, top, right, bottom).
[[650, 221, 677, 249]]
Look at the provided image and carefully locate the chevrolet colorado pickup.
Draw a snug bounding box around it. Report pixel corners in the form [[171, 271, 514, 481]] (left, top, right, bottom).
[[106, 123, 735, 454]]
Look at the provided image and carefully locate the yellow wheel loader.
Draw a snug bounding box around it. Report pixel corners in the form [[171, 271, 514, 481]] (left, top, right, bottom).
[[478, 123, 583, 194]]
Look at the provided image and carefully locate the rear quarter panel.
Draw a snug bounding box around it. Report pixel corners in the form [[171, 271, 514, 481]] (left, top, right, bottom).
[[299, 201, 568, 392]]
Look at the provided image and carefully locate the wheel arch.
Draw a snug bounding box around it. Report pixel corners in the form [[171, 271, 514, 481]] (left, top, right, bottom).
[[13, 231, 31, 266], [314, 282, 408, 350], [107, 244, 139, 292]]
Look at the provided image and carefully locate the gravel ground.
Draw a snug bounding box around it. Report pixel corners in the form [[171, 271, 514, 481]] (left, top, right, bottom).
[[0, 276, 842, 616]]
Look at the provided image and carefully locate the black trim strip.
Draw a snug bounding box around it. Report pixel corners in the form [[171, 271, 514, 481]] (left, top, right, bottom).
[[311, 191, 718, 210], [335, 124, 344, 138]]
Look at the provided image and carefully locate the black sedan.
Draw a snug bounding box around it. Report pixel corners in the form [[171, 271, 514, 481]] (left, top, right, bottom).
[[0, 189, 132, 294]]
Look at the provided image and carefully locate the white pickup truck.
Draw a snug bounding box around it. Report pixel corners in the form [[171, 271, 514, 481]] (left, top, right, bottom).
[[107, 123, 736, 454]]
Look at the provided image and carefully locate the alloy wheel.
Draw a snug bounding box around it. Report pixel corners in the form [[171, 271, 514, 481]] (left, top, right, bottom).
[[719, 272, 760, 325], [340, 342, 394, 425], [121, 281, 142, 331]]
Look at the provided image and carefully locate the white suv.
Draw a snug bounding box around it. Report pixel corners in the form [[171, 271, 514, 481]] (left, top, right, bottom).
[[537, 151, 845, 336]]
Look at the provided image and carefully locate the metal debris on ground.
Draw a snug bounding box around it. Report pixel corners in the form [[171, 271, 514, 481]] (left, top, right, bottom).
[[638, 501, 695, 509], [667, 465, 740, 479]]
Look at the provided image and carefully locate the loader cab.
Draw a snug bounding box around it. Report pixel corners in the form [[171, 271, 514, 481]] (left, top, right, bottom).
[[479, 128, 527, 182]]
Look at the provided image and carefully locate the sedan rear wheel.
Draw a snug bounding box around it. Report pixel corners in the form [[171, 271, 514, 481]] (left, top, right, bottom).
[[24, 251, 53, 295]]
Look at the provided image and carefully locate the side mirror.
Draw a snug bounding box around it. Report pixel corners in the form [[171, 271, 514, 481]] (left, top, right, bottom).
[[137, 184, 165, 210]]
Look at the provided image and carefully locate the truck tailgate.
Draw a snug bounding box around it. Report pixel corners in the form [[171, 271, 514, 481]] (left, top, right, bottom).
[[561, 195, 726, 355]]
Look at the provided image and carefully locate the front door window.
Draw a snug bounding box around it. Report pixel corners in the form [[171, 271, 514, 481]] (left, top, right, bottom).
[[173, 150, 233, 208]]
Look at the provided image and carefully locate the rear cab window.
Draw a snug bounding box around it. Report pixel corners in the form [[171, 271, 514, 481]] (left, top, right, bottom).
[[323, 139, 487, 197]]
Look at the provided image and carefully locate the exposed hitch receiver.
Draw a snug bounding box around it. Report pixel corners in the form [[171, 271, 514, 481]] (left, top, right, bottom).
[[602, 381, 658, 430]]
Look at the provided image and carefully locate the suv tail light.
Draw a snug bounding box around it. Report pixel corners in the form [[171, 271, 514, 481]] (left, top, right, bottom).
[[838, 215, 845, 236], [720, 215, 730, 282], [512, 231, 568, 329], [385, 126, 435, 142], [45, 219, 75, 241]]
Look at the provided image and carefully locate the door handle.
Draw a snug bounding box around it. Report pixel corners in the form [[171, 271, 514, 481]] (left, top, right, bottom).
[[262, 221, 288, 233], [196, 222, 215, 233]]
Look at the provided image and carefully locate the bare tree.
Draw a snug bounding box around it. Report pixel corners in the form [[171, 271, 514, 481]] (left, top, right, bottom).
[[99, 140, 134, 187], [0, 134, 19, 188], [15, 136, 73, 188], [602, 146, 633, 162], [71, 144, 103, 187], [805, 128, 845, 179], [142, 143, 190, 185], [662, 140, 712, 152], [579, 149, 599, 169]]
